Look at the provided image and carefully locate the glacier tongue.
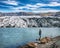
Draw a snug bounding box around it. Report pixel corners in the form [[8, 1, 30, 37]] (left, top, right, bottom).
[[0, 16, 60, 27]]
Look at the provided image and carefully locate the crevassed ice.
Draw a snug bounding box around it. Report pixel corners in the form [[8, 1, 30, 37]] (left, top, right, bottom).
[[0, 16, 27, 27]]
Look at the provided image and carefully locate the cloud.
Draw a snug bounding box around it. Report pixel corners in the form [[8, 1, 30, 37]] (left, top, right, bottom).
[[1, 1, 60, 13], [25, 2, 60, 8], [48, 0, 60, 2], [30, 0, 60, 3], [11, 2, 60, 11], [35, 2, 60, 7], [8, 1, 60, 13], [9, 6, 30, 12], [1, 0, 19, 5], [48, 2, 60, 6], [11, 3, 45, 10], [31, 8, 60, 13], [10, 5, 60, 13]]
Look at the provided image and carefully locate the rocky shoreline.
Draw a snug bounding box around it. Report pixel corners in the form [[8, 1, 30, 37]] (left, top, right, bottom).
[[17, 36, 60, 48]]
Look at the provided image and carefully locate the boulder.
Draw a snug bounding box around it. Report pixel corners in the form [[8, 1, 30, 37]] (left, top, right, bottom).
[[40, 37, 52, 44]]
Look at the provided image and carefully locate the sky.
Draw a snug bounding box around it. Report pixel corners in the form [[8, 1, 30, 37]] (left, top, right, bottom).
[[0, 0, 60, 13]]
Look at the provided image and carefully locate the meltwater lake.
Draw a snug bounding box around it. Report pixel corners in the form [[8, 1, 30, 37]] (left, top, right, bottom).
[[0, 28, 60, 48]]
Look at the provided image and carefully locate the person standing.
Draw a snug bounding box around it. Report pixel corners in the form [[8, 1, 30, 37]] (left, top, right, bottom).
[[39, 29, 41, 40]]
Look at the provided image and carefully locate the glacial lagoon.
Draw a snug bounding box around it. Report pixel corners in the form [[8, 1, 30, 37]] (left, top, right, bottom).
[[0, 28, 60, 48]]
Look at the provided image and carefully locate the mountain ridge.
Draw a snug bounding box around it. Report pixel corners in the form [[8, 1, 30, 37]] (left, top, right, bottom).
[[0, 12, 60, 16]]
